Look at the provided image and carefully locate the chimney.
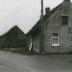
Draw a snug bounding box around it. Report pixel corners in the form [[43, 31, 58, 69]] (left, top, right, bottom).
[[45, 7, 50, 15]]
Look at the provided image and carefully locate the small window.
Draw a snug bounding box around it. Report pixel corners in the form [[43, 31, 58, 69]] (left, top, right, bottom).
[[62, 16, 68, 25], [52, 33, 59, 46]]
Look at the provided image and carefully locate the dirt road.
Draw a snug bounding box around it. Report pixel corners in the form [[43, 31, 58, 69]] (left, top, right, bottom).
[[0, 51, 72, 72]]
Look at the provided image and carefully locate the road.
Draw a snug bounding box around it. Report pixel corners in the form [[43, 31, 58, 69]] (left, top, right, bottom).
[[0, 58, 24, 72], [0, 51, 72, 72]]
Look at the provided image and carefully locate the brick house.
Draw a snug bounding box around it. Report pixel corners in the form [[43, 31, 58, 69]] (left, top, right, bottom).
[[27, 0, 72, 53]]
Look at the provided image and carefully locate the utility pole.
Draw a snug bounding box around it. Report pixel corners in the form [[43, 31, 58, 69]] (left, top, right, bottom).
[[40, 0, 44, 55], [41, 0, 43, 17]]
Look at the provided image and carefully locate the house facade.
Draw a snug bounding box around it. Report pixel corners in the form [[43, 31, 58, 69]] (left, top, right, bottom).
[[27, 0, 72, 53]]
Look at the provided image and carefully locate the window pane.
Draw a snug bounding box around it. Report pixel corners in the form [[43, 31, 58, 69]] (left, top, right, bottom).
[[53, 38, 58, 44], [53, 33, 58, 37], [62, 16, 68, 25]]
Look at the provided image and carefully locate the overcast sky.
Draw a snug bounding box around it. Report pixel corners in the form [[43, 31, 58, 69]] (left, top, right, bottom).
[[0, 0, 71, 35]]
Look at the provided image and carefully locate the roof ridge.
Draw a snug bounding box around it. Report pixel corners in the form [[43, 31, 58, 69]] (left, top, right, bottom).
[[1, 25, 25, 37]]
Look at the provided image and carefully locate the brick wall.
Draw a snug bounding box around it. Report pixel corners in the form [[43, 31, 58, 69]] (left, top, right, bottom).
[[44, 3, 72, 53]]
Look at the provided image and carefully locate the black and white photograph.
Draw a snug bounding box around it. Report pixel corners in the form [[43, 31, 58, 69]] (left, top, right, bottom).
[[0, 0, 72, 72]]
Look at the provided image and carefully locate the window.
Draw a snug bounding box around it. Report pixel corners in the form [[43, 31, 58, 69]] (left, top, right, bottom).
[[52, 33, 59, 46], [62, 16, 68, 25]]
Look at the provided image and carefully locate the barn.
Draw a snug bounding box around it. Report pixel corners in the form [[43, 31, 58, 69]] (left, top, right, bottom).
[[0, 25, 27, 50]]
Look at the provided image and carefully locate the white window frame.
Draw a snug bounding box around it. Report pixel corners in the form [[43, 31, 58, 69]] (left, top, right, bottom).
[[52, 33, 59, 46]]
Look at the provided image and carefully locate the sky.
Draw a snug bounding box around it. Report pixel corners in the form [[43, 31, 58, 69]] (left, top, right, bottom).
[[0, 0, 71, 35]]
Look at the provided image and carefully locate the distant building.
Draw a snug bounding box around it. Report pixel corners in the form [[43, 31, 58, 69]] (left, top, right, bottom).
[[27, 0, 72, 53], [0, 25, 27, 49]]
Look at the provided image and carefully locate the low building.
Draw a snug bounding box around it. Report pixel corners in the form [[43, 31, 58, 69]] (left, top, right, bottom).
[[0, 25, 27, 49]]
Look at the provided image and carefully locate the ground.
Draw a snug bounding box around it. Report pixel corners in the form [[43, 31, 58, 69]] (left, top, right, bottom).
[[0, 51, 72, 72]]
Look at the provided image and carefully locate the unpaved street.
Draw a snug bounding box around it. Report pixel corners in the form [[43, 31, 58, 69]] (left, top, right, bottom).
[[0, 51, 72, 72], [0, 58, 24, 72]]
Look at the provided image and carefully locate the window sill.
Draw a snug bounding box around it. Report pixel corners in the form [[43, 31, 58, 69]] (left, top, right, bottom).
[[52, 44, 59, 47]]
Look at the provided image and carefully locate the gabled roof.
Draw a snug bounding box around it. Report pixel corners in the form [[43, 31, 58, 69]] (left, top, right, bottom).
[[1, 25, 25, 37], [27, 2, 63, 35]]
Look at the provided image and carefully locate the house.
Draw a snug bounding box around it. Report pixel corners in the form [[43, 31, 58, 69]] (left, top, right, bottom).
[[27, 0, 72, 53], [0, 25, 27, 49]]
